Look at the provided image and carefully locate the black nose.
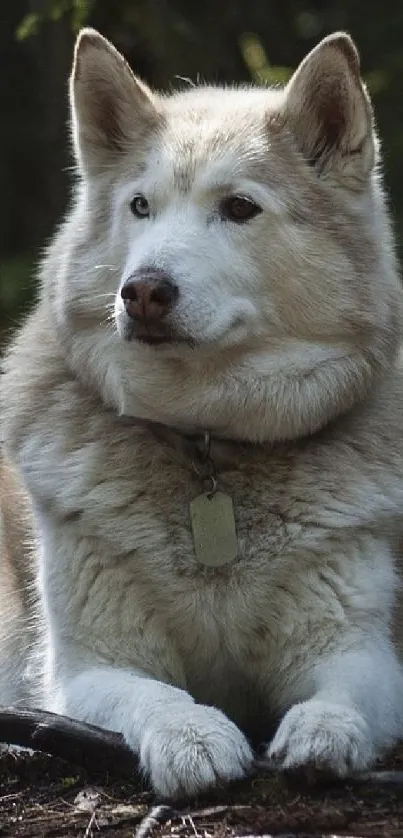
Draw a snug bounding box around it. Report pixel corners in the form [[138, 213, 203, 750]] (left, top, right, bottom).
[[121, 269, 178, 321]]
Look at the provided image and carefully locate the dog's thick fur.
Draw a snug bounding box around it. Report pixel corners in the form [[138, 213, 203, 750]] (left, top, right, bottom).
[[2, 28, 403, 798]]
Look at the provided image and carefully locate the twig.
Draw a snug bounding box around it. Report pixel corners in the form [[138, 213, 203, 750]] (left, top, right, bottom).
[[135, 805, 176, 838], [83, 810, 97, 838], [254, 757, 403, 789], [352, 770, 403, 787]]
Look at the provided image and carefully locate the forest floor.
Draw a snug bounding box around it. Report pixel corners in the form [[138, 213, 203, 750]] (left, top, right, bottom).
[[1, 743, 403, 838]]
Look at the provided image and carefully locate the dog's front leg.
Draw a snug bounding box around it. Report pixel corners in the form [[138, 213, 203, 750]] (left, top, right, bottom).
[[58, 667, 253, 798], [266, 638, 403, 777]]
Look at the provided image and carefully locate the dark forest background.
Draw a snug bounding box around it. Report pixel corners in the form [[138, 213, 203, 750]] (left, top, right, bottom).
[[2, 0, 403, 340]]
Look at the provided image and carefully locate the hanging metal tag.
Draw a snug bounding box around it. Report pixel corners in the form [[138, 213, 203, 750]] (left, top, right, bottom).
[[190, 491, 238, 567]]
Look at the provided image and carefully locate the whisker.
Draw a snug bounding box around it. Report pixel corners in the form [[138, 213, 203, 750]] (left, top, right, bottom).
[[100, 303, 117, 329], [102, 321, 116, 333], [79, 292, 117, 302], [101, 311, 115, 324]]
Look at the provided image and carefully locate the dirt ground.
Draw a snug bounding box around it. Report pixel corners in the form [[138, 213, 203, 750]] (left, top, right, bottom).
[[1, 745, 403, 838]]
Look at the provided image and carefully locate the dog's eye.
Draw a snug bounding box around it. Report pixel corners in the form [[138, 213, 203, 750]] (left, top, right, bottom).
[[130, 194, 150, 218], [220, 195, 262, 223]]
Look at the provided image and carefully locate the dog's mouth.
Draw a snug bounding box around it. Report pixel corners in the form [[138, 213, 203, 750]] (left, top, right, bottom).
[[136, 333, 194, 347], [117, 315, 196, 348]]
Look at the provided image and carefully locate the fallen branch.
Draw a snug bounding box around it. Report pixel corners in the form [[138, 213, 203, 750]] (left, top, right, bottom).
[[1, 706, 403, 791], [352, 770, 403, 787], [254, 758, 403, 789], [0, 707, 137, 777]]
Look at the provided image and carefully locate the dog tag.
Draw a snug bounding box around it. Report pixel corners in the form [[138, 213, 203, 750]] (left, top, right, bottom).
[[189, 491, 238, 567]]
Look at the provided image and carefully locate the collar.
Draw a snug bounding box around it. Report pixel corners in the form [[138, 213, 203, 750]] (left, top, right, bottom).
[[126, 417, 248, 493]]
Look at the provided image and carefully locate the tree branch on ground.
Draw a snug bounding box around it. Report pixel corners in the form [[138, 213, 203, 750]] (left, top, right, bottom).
[[0, 706, 137, 776], [1, 706, 403, 789]]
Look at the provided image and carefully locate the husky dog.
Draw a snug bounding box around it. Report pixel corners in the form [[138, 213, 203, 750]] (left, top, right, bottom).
[[1, 28, 403, 798]]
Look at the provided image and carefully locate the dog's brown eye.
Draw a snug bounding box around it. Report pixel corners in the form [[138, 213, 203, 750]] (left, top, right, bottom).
[[221, 195, 261, 223], [130, 194, 150, 218]]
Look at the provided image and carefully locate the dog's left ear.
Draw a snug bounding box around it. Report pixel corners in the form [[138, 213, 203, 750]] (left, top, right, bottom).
[[284, 33, 374, 186], [70, 29, 160, 175]]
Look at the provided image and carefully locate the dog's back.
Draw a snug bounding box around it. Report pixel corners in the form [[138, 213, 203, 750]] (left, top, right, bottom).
[[0, 454, 41, 705]]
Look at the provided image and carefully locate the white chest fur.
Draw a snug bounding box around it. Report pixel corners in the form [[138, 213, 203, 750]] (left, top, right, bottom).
[[28, 411, 396, 733]]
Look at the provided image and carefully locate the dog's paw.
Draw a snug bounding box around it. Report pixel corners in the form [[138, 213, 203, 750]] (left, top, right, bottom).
[[139, 703, 253, 799], [265, 699, 374, 778]]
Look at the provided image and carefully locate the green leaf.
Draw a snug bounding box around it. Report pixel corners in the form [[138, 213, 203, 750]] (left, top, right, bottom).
[[16, 12, 40, 41], [72, 0, 94, 31], [239, 32, 292, 86], [60, 775, 80, 788]]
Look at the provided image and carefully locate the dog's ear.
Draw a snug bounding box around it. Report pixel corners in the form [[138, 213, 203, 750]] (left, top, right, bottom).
[[284, 33, 374, 187], [70, 29, 159, 175]]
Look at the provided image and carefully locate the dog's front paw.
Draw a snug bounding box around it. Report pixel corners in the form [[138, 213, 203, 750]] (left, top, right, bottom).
[[139, 703, 253, 799], [266, 700, 374, 778]]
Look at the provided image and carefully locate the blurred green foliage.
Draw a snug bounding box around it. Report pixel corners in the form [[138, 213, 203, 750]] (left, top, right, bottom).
[[2, 0, 403, 338], [16, 0, 93, 39]]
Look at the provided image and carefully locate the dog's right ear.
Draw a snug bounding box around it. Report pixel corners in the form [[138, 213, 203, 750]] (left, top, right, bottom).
[[70, 29, 159, 176], [283, 33, 374, 187]]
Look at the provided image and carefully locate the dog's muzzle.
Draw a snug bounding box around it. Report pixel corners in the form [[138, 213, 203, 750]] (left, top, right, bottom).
[[120, 268, 183, 345]]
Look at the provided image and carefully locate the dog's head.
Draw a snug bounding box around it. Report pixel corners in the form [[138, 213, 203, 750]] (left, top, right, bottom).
[[50, 29, 402, 441]]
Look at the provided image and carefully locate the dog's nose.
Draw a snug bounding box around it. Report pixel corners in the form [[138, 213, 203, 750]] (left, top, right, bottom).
[[121, 270, 178, 321]]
